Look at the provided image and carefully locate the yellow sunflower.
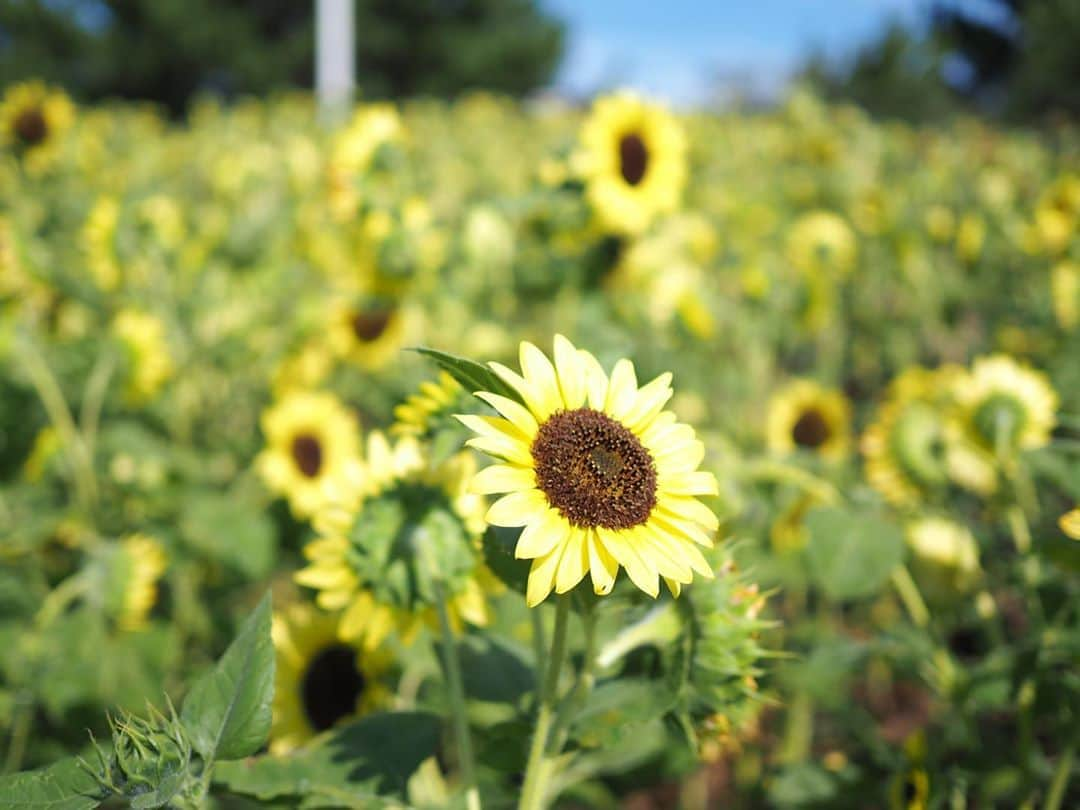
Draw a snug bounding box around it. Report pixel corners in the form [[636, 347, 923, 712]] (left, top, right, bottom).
[[578, 91, 687, 235], [0, 81, 74, 172], [256, 390, 362, 520], [112, 309, 174, 403], [270, 603, 392, 754], [766, 380, 852, 461], [1058, 508, 1080, 540], [295, 431, 493, 650], [457, 335, 718, 607], [786, 211, 857, 277], [953, 354, 1058, 456], [326, 296, 410, 371], [861, 366, 961, 506]]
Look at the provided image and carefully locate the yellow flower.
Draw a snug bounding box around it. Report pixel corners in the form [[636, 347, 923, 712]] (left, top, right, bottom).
[[270, 603, 392, 754], [955, 213, 986, 263], [458, 335, 718, 606], [331, 103, 404, 176], [296, 432, 492, 649], [271, 341, 334, 395], [112, 310, 174, 403], [326, 296, 410, 371], [1059, 508, 1080, 540], [111, 534, 167, 632], [256, 391, 362, 520], [578, 91, 687, 235], [82, 196, 121, 291], [861, 366, 960, 506], [954, 355, 1058, 455], [0, 81, 75, 173], [766, 380, 851, 461], [905, 517, 980, 592], [786, 211, 857, 276]]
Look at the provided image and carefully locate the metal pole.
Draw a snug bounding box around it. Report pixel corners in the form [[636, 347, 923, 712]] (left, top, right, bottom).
[[316, 0, 355, 122]]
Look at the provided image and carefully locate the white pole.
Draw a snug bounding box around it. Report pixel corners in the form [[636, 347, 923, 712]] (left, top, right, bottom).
[[316, 0, 355, 122]]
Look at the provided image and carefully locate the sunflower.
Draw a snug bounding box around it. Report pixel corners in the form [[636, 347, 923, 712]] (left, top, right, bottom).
[[295, 431, 493, 650], [101, 534, 167, 632], [0, 81, 75, 172], [256, 390, 362, 520], [326, 295, 409, 371], [458, 335, 718, 607], [905, 517, 980, 593], [112, 310, 174, 403], [270, 603, 392, 754], [1059, 508, 1080, 540], [766, 380, 851, 461], [786, 211, 857, 277], [861, 366, 960, 506], [578, 91, 687, 235], [953, 355, 1058, 457]]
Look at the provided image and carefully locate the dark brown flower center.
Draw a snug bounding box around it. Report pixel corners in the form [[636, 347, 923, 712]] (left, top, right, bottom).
[[792, 408, 831, 449], [14, 107, 47, 146], [301, 644, 365, 732], [531, 408, 657, 530], [291, 433, 323, 477], [618, 132, 648, 186], [351, 307, 393, 343]]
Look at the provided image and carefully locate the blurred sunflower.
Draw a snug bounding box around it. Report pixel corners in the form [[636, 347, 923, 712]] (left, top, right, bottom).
[[890, 767, 929, 810], [0, 80, 74, 172], [82, 196, 121, 291], [101, 534, 167, 632], [1050, 259, 1079, 330], [295, 432, 493, 650], [578, 91, 687, 235], [861, 366, 960, 506], [112, 309, 174, 403], [1059, 508, 1080, 540], [391, 371, 468, 439], [786, 211, 856, 276], [459, 335, 717, 606], [326, 295, 409, 371], [256, 390, 361, 519], [766, 380, 851, 461], [953, 355, 1058, 457], [905, 517, 981, 594], [270, 603, 392, 754]]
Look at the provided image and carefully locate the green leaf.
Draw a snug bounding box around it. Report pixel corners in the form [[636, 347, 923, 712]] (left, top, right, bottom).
[[570, 678, 677, 749], [179, 491, 276, 579], [482, 526, 530, 595], [0, 757, 105, 810], [181, 592, 274, 762], [214, 712, 440, 804], [805, 507, 905, 600], [412, 347, 525, 405], [458, 635, 535, 704]]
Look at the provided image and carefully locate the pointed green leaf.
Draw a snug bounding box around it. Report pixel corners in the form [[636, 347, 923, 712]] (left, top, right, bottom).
[[0, 757, 105, 810], [412, 347, 525, 405], [181, 592, 274, 762], [805, 507, 905, 600]]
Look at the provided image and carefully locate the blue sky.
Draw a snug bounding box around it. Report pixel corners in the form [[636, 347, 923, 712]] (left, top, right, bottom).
[[541, 0, 934, 105]]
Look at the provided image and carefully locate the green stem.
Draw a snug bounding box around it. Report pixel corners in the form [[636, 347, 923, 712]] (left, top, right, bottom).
[[778, 691, 813, 764], [738, 459, 841, 505], [434, 583, 481, 810], [2, 694, 32, 774], [1043, 744, 1074, 810], [550, 604, 598, 754], [79, 348, 116, 458], [891, 565, 930, 628], [1007, 504, 1032, 554], [519, 598, 570, 810]]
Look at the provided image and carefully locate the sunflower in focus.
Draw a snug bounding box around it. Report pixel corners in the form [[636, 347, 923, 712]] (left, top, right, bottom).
[[112, 309, 174, 403], [256, 390, 361, 519], [296, 431, 493, 650], [0, 81, 74, 172], [458, 335, 718, 607], [861, 366, 960, 507], [767, 380, 851, 461], [327, 295, 409, 371], [786, 211, 857, 276], [578, 92, 687, 235], [953, 355, 1058, 457], [270, 603, 392, 754]]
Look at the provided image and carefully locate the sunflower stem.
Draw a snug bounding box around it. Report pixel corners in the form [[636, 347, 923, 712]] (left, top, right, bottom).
[[891, 565, 930, 628], [519, 597, 570, 810], [434, 583, 482, 810], [1043, 744, 1074, 810]]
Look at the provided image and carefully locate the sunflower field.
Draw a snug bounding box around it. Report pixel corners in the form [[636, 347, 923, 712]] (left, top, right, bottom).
[[0, 80, 1078, 810]]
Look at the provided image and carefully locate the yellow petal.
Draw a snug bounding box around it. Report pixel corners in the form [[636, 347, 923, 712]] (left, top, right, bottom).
[[526, 546, 563, 607], [339, 593, 373, 642], [587, 530, 619, 595], [294, 562, 357, 591], [664, 577, 682, 598], [486, 489, 549, 527], [599, 528, 659, 598], [520, 341, 563, 420], [490, 361, 554, 424], [623, 373, 673, 431], [605, 359, 639, 420], [663, 471, 719, 496], [657, 494, 720, 533], [470, 464, 536, 494], [580, 350, 609, 410], [554, 527, 589, 594], [516, 507, 569, 559], [553, 334, 587, 409], [474, 392, 538, 438]]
